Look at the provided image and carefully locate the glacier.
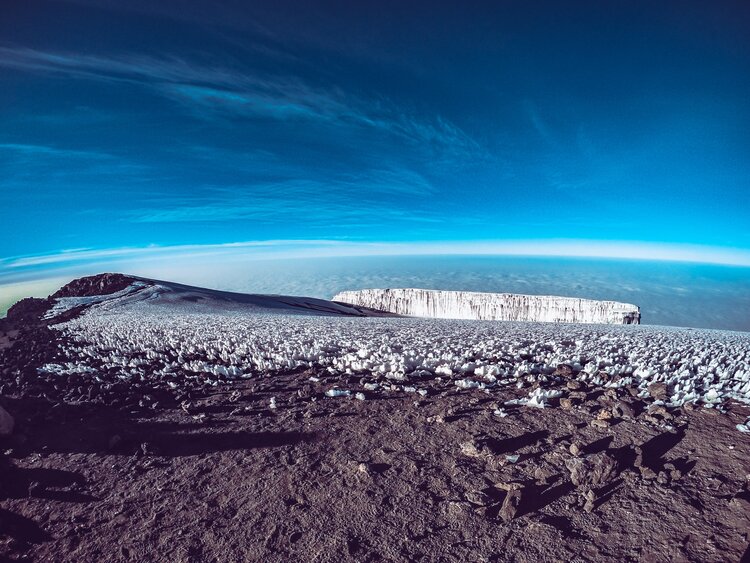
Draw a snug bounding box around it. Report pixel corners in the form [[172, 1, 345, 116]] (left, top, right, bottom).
[[332, 288, 641, 325]]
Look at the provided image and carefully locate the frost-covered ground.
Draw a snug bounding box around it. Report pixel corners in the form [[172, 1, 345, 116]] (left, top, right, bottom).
[[42, 297, 750, 421]]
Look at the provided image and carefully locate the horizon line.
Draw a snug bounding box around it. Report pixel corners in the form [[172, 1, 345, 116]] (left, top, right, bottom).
[[2, 238, 750, 277]]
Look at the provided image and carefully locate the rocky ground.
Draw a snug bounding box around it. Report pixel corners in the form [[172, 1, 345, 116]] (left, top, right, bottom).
[[1, 281, 750, 562]]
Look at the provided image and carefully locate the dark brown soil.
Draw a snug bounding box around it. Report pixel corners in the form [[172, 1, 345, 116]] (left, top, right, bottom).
[[1, 304, 750, 562]]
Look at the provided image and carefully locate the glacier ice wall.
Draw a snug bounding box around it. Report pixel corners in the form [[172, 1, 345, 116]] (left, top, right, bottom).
[[333, 289, 640, 325]]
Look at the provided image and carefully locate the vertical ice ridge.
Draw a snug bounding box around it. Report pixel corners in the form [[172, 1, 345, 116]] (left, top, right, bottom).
[[333, 289, 640, 325]]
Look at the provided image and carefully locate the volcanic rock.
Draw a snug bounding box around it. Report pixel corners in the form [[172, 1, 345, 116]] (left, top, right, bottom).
[[613, 400, 636, 419], [5, 297, 51, 323], [499, 488, 523, 522], [560, 398, 574, 410], [647, 382, 669, 401], [566, 453, 618, 487], [554, 364, 575, 378], [51, 273, 137, 299]]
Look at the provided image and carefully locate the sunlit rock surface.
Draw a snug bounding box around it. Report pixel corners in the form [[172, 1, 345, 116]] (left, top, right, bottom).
[[333, 288, 641, 325]]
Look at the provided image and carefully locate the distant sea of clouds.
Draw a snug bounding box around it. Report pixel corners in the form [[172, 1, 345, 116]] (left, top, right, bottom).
[[2, 255, 749, 332]]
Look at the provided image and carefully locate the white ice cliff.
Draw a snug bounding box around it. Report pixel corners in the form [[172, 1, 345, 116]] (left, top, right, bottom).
[[332, 289, 640, 325]]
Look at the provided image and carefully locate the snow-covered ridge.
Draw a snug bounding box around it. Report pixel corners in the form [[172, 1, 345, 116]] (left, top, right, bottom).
[[44, 282, 150, 319], [333, 288, 640, 325], [38, 274, 396, 319]]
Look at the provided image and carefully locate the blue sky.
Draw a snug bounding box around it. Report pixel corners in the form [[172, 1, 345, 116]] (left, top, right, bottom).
[[1, 0, 750, 284]]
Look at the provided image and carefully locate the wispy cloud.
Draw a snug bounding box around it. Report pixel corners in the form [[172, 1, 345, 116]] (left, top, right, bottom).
[[523, 99, 559, 148], [130, 203, 445, 226], [165, 83, 350, 122], [0, 240, 349, 269], [159, 84, 483, 162], [0, 46, 237, 87], [0, 142, 148, 191], [3, 240, 750, 279], [0, 45, 483, 159], [0, 143, 111, 159], [129, 168, 436, 224]]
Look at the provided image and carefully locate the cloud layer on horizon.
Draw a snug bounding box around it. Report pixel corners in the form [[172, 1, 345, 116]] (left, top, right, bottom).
[[2, 252, 749, 333], [3, 239, 750, 287]]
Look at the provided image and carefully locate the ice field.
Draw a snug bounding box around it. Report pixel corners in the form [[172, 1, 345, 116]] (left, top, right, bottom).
[[38, 283, 750, 418]]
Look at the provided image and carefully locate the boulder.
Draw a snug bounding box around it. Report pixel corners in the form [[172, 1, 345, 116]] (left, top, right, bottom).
[[566, 452, 618, 487], [499, 488, 522, 521], [647, 382, 668, 401], [554, 364, 575, 378]]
